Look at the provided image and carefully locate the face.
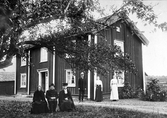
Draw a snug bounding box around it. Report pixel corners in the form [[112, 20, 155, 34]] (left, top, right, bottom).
[[63, 85, 67, 90], [50, 86, 55, 90], [38, 86, 42, 91], [80, 72, 84, 78], [97, 76, 100, 80]]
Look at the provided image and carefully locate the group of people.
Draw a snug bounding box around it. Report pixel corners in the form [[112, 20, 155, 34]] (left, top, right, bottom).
[[30, 72, 119, 114], [31, 83, 75, 114], [94, 73, 119, 102]]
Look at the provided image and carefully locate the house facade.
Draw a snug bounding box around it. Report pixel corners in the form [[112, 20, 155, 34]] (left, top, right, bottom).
[[16, 14, 149, 100]]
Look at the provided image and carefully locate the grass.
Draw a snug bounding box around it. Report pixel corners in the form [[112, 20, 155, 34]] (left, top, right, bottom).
[[0, 100, 167, 118]]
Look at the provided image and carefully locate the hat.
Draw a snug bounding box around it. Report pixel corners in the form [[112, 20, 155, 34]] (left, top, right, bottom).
[[62, 82, 68, 86], [49, 83, 55, 87]]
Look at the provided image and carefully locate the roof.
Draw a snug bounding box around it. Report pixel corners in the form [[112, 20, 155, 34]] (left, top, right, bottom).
[[0, 72, 15, 82], [96, 13, 149, 46]]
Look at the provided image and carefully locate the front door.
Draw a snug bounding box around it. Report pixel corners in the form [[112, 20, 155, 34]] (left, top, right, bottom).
[[38, 69, 49, 92]]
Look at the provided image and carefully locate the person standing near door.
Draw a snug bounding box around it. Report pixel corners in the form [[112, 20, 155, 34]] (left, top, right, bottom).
[[78, 72, 86, 102]]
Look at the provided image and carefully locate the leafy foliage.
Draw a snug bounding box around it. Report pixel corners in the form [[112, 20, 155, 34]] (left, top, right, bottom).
[[0, 0, 166, 75], [0, 100, 167, 118], [139, 79, 167, 101], [118, 82, 136, 99]]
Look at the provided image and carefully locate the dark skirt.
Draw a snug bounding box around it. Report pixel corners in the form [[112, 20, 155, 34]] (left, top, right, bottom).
[[95, 85, 103, 102], [60, 100, 75, 112], [31, 101, 49, 114]]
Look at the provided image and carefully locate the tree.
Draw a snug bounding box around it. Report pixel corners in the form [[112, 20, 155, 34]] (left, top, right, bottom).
[[0, 0, 166, 75]]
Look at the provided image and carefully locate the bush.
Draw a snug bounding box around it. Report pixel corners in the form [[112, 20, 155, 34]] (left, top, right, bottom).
[[119, 82, 136, 99], [139, 79, 167, 101]]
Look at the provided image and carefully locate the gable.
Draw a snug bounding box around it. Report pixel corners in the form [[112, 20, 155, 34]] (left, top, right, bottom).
[[96, 13, 149, 46]]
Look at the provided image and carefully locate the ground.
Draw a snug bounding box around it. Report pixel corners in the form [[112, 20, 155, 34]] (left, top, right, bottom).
[[0, 95, 167, 115]]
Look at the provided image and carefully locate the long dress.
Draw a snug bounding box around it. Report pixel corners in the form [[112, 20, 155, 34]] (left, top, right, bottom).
[[59, 89, 75, 111], [46, 89, 58, 113], [31, 90, 48, 114], [95, 80, 103, 102], [110, 78, 119, 100]]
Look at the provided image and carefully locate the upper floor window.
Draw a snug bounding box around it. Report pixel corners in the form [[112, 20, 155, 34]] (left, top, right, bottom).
[[114, 39, 124, 52], [21, 57, 26, 66], [65, 69, 76, 87], [116, 26, 120, 32], [20, 73, 26, 88], [40, 47, 48, 62]]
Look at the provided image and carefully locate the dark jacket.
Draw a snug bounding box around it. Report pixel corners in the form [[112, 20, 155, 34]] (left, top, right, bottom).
[[78, 77, 86, 90], [33, 90, 45, 102], [58, 89, 75, 111], [46, 89, 58, 101]]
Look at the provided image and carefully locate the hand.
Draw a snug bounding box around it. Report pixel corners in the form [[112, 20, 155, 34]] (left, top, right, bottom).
[[65, 98, 68, 100], [56, 106, 60, 112]]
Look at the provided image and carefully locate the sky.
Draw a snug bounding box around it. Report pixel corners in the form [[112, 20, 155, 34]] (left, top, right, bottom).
[[0, 0, 167, 76]]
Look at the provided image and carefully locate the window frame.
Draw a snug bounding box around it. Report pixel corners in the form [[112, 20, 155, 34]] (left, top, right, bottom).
[[65, 69, 76, 87], [20, 73, 26, 88], [21, 57, 26, 66], [40, 47, 48, 62]]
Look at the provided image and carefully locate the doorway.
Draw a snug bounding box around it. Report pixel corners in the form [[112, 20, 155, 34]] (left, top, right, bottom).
[[37, 69, 49, 92]]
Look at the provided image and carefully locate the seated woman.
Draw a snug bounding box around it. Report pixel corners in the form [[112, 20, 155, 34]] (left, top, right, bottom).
[[46, 83, 58, 113], [58, 83, 75, 112], [31, 86, 48, 114]]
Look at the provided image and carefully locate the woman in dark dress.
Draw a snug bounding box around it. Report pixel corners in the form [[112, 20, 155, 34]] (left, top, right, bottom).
[[95, 76, 103, 102], [58, 83, 75, 112], [31, 86, 48, 114]]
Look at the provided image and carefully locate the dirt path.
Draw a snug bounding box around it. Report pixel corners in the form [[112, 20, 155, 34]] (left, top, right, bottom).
[[0, 95, 167, 115]]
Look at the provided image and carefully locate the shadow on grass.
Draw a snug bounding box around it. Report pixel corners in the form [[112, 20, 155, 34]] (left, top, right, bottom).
[[0, 100, 166, 118]]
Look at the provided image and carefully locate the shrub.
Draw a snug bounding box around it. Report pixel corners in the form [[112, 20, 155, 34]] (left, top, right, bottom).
[[139, 79, 167, 101], [119, 82, 136, 99]]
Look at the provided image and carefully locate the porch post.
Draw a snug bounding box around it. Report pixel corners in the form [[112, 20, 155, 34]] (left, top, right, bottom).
[[94, 35, 97, 100], [87, 34, 91, 99], [52, 48, 55, 84], [27, 50, 30, 95]]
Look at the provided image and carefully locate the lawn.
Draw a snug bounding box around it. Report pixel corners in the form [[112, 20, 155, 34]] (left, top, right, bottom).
[[0, 100, 166, 118]]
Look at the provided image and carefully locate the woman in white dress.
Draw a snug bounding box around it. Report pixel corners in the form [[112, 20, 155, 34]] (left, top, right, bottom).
[[110, 74, 119, 101]]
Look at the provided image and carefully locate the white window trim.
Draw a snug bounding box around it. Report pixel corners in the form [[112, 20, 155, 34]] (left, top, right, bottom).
[[20, 73, 26, 88], [114, 71, 125, 87], [114, 39, 124, 52], [21, 57, 26, 66], [40, 47, 48, 62], [65, 69, 76, 87]]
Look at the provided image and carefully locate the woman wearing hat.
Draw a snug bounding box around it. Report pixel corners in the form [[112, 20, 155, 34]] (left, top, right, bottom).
[[46, 83, 58, 113], [58, 83, 75, 112]]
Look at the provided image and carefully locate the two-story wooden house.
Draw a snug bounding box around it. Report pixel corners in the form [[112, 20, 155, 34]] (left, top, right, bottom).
[[16, 13, 149, 100]]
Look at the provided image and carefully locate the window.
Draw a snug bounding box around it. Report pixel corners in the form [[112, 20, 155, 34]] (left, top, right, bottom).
[[21, 57, 26, 66], [114, 40, 124, 52], [115, 71, 124, 87], [114, 40, 125, 87], [20, 73, 26, 88], [116, 26, 120, 32], [40, 47, 48, 62], [65, 69, 76, 87]]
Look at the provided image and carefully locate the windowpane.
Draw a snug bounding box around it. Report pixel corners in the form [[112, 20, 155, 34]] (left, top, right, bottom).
[[20, 73, 26, 88], [65, 69, 76, 87], [40, 47, 48, 62], [21, 57, 26, 66]]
